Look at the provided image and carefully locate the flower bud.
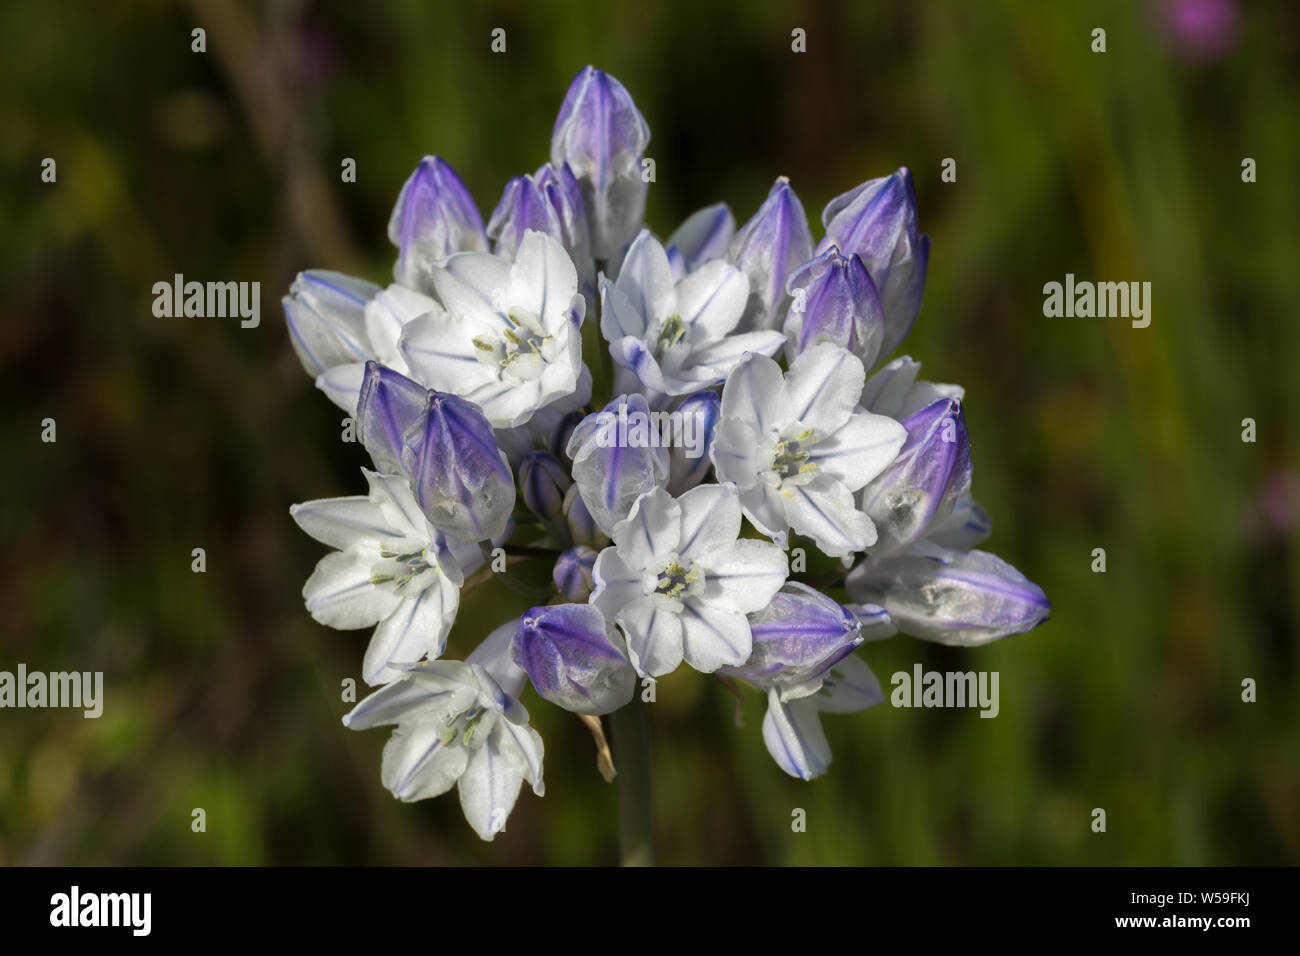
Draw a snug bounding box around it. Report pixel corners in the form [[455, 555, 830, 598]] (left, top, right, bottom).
[[356, 361, 430, 475], [512, 603, 636, 714], [519, 449, 572, 544], [488, 162, 592, 269], [666, 202, 735, 279], [666, 391, 720, 495], [565, 394, 669, 537], [407, 391, 516, 543], [552, 545, 598, 601], [925, 496, 992, 551], [388, 155, 488, 289], [817, 167, 929, 356], [861, 398, 972, 556], [562, 484, 605, 548], [846, 547, 1050, 646], [727, 177, 814, 332], [282, 270, 380, 376], [550, 66, 650, 259], [782, 247, 886, 368], [718, 583, 864, 690]]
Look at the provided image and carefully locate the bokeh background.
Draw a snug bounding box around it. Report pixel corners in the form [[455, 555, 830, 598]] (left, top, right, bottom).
[[2, 0, 1297, 865]]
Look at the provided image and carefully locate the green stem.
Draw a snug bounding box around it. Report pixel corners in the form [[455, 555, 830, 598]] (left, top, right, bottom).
[[609, 693, 656, 866]]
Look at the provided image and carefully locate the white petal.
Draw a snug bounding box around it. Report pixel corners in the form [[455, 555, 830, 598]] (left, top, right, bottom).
[[781, 342, 865, 435], [676, 260, 748, 345], [808, 410, 907, 491], [344, 667, 476, 729], [675, 331, 785, 391], [612, 487, 682, 567], [591, 548, 646, 619], [698, 538, 788, 614], [493, 716, 546, 794], [362, 575, 459, 685], [675, 482, 742, 561], [433, 251, 513, 324], [814, 653, 884, 714], [381, 722, 468, 801], [366, 285, 440, 364], [598, 274, 650, 342], [363, 470, 428, 540], [290, 495, 401, 551], [710, 417, 763, 490], [303, 549, 402, 629], [510, 231, 579, 332], [678, 599, 752, 672], [608, 335, 668, 394], [315, 362, 367, 415], [399, 310, 500, 391], [738, 481, 790, 547], [458, 729, 527, 840], [617, 596, 685, 678], [719, 351, 785, 435], [860, 355, 920, 418], [782, 474, 876, 557], [762, 690, 831, 780], [613, 230, 675, 331]]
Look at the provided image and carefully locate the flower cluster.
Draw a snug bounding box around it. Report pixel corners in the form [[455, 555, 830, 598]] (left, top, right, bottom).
[[286, 66, 1050, 840]]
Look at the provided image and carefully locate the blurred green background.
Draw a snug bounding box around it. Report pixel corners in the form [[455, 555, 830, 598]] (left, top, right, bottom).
[[1, 0, 1296, 865]]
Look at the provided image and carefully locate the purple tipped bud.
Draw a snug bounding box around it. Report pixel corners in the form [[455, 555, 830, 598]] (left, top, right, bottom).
[[846, 547, 1050, 646], [388, 156, 488, 289], [817, 167, 929, 356], [861, 398, 972, 556], [513, 603, 636, 714], [552, 545, 598, 601], [666, 391, 720, 494], [356, 361, 430, 475], [727, 177, 815, 332], [718, 583, 864, 689], [565, 394, 669, 537], [488, 162, 592, 269], [782, 247, 886, 367], [282, 270, 380, 377], [406, 391, 515, 543], [519, 449, 573, 544], [666, 202, 735, 279], [550, 66, 651, 259]]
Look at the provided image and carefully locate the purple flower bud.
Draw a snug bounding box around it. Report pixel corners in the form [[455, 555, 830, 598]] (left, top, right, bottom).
[[550, 66, 650, 259], [552, 545, 598, 601], [388, 156, 488, 289], [356, 362, 515, 541], [727, 177, 814, 332], [488, 163, 592, 269], [846, 547, 1050, 646], [565, 394, 669, 537], [782, 247, 886, 367], [519, 449, 572, 544], [406, 390, 516, 543], [718, 583, 864, 689], [861, 398, 972, 556], [666, 391, 720, 495], [356, 361, 430, 475], [926, 496, 992, 551], [512, 603, 636, 714], [282, 270, 380, 376], [817, 168, 929, 356], [666, 202, 735, 278]]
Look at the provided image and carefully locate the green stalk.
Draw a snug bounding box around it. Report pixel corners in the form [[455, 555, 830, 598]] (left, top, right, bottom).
[[609, 693, 656, 866]]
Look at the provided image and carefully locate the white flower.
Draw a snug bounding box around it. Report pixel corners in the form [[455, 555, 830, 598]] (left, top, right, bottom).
[[315, 284, 443, 414], [711, 342, 907, 557], [290, 469, 481, 686], [342, 622, 544, 841], [599, 229, 785, 399], [761, 654, 884, 780], [590, 482, 788, 678], [399, 230, 586, 428]]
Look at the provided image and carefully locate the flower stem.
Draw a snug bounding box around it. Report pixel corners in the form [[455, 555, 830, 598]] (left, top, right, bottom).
[[609, 693, 656, 866]]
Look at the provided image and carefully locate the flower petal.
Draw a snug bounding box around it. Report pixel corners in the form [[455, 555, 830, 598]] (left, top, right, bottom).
[[761, 690, 831, 780]]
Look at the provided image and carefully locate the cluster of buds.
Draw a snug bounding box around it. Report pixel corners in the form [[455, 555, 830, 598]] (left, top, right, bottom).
[[285, 66, 1049, 841]]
